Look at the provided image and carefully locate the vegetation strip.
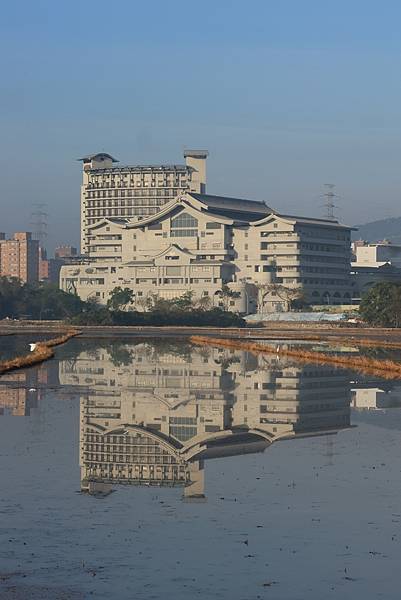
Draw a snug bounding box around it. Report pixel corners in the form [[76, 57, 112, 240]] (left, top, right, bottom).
[[0, 330, 81, 375], [190, 336, 401, 380]]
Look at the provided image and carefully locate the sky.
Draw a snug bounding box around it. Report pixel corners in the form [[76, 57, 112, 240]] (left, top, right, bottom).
[[1, 0, 401, 252]]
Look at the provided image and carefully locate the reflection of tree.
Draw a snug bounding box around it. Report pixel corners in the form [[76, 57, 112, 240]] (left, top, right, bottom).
[[108, 343, 134, 367], [146, 339, 193, 360]]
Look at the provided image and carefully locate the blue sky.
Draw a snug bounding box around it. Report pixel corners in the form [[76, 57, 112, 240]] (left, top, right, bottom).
[[1, 0, 401, 251]]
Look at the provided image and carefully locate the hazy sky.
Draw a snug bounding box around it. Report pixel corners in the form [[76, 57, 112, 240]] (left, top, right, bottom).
[[1, 0, 401, 251]]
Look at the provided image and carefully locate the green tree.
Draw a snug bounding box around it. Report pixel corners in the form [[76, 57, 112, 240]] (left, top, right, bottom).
[[359, 282, 401, 327], [172, 291, 194, 311], [216, 284, 240, 310], [107, 287, 135, 311]]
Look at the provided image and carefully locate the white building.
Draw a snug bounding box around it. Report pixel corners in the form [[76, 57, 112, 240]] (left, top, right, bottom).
[[79, 150, 208, 254], [352, 241, 401, 269], [61, 192, 353, 313]]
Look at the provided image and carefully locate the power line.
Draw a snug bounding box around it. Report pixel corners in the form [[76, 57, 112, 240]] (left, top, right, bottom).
[[321, 183, 339, 221], [30, 203, 48, 248]]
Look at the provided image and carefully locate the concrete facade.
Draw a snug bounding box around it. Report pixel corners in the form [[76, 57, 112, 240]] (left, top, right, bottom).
[[61, 192, 352, 313], [79, 150, 208, 254], [350, 241, 401, 300], [0, 232, 39, 283]]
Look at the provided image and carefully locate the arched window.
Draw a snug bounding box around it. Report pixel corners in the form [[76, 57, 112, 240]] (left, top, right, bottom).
[[171, 212, 198, 237]]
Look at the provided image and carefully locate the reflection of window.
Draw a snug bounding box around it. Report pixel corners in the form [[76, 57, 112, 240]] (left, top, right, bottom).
[[171, 212, 198, 237]]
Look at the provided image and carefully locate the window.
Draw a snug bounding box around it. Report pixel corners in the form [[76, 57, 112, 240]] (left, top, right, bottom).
[[206, 222, 221, 229], [170, 212, 198, 237]]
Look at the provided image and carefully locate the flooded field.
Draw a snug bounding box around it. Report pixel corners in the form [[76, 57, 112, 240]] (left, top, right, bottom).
[[1, 337, 401, 599], [0, 333, 54, 362]]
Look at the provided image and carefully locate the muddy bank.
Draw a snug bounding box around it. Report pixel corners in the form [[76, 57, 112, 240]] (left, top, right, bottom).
[[0, 331, 80, 376], [4, 321, 401, 348]]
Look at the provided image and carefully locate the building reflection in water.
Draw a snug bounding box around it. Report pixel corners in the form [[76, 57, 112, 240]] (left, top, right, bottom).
[[0, 361, 59, 416], [58, 340, 355, 500]]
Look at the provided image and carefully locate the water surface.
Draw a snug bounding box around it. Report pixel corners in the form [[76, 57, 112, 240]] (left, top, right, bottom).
[[1, 338, 401, 599]]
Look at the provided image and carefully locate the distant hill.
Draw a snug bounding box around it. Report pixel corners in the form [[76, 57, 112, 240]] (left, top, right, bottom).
[[352, 216, 401, 245]]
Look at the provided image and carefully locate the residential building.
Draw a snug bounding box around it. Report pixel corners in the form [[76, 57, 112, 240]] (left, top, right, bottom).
[[61, 192, 353, 313], [79, 150, 208, 254], [55, 245, 77, 259], [350, 241, 401, 301], [0, 232, 39, 283], [352, 240, 401, 268]]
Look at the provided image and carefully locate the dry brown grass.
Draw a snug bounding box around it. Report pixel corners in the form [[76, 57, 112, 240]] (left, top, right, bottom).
[[0, 330, 81, 376], [190, 335, 401, 379]]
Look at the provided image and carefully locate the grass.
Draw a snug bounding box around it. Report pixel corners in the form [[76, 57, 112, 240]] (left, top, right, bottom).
[[0, 330, 81, 375], [190, 335, 401, 379]]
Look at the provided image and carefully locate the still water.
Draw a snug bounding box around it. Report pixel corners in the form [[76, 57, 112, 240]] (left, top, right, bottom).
[[1, 338, 401, 599]]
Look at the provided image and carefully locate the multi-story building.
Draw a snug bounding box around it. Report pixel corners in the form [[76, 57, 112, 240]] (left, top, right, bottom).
[[55, 245, 77, 259], [350, 241, 401, 301], [0, 232, 39, 283], [352, 240, 401, 268], [40, 245, 80, 284], [61, 192, 353, 312], [79, 150, 208, 254], [58, 341, 351, 497]]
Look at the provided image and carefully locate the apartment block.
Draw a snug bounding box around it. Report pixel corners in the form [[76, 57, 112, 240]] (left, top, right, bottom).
[[79, 150, 208, 254], [61, 192, 353, 313], [0, 232, 39, 283]]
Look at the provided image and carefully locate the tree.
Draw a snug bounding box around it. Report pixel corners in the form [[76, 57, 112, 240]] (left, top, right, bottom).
[[195, 295, 212, 311], [107, 287, 135, 311], [172, 291, 194, 311], [359, 282, 401, 327], [255, 282, 303, 313], [216, 284, 240, 310]]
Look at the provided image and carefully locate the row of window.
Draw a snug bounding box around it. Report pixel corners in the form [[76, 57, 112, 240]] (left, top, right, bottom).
[[86, 188, 180, 199]]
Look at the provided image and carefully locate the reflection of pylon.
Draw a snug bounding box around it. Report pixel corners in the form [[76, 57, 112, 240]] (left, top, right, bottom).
[[324, 435, 334, 466], [30, 203, 48, 248]]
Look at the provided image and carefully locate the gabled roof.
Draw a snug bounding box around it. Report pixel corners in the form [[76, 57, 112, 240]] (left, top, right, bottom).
[[125, 194, 237, 228], [87, 218, 128, 232], [253, 212, 354, 229], [189, 193, 272, 220]]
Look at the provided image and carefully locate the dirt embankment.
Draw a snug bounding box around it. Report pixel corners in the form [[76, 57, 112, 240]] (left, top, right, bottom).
[[0, 330, 81, 376]]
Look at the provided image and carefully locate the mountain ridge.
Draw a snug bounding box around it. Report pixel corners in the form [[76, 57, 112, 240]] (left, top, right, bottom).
[[352, 216, 401, 245]]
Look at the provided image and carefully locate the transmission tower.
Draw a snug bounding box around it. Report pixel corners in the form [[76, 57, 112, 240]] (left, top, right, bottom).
[[322, 184, 338, 221], [30, 203, 48, 248]]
